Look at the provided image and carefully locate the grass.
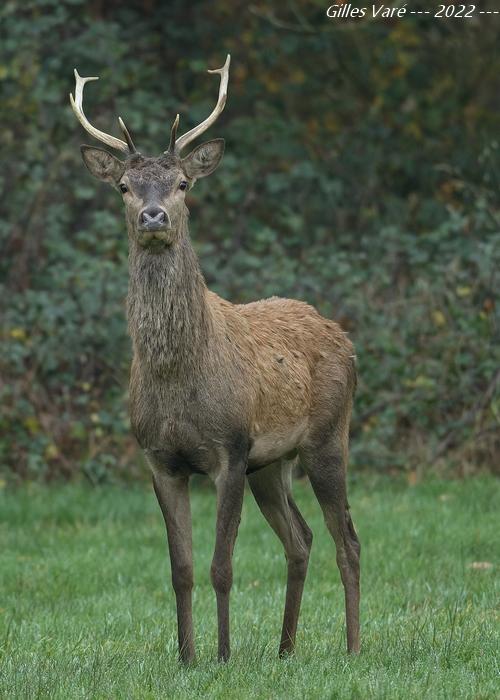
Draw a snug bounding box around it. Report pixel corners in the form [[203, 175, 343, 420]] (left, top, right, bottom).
[[0, 475, 497, 699]]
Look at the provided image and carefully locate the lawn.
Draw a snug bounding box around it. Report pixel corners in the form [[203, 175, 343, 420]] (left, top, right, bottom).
[[0, 475, 497, 699]]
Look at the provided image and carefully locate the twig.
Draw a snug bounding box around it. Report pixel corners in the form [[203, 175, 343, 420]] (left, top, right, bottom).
[[248, 5, 316, 34]]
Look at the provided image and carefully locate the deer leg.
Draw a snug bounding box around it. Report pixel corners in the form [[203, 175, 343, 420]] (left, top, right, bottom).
[[211, 463, 246, 661], [152, 472, 195, 663], [248, 460, 313, 656], [301, 433, 360, 654]]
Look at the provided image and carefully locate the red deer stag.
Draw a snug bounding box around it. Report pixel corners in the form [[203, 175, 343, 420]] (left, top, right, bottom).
[[70, 55, 360, 662]]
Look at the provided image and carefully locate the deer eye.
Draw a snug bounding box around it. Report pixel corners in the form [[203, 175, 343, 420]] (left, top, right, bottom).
[[179, 181, 188, 191], [119, 183, 128, 194]]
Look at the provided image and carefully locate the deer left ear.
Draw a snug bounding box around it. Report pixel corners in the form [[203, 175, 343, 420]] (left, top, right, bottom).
[[181, 139, 225, 180]]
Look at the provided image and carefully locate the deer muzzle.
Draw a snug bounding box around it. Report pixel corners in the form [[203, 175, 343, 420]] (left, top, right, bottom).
[[138, 206, 174, 248], [139, 206, 171, 231]]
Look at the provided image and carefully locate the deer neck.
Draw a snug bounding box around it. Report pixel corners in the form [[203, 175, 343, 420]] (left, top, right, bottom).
[[126, 217, 214, 376]]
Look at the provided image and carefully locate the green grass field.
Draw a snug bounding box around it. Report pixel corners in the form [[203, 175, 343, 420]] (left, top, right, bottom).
[[0, 476, 497, 699]]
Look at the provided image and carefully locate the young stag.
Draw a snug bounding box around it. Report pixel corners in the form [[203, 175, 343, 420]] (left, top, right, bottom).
[[70, 56, 360, 662]]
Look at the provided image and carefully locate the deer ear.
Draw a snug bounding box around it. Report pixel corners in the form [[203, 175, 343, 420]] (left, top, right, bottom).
[[181, 139, 225, 180], [80, 146, 125, 184]]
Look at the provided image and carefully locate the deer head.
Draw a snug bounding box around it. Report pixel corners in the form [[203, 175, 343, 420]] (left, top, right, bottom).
[[70, 56, 230, 251]]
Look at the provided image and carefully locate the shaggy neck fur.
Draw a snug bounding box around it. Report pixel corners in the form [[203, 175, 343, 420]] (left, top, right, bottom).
[[126, 212, 214, 376]]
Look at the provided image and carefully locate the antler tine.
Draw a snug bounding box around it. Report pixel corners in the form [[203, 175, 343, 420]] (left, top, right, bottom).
[[70, 69, 130, 153], [166, 114, 180, 154], [173, 54, 231, 154], [118, 117, 137, 153]]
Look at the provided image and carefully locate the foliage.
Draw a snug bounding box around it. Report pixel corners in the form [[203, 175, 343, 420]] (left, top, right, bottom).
[[0, 0, 499, 480], [0, 477, 498, 697]]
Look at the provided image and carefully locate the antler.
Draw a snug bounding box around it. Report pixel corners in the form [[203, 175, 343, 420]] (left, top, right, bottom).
[[167, 54, 231, 155], [70, 69, 136, 154]]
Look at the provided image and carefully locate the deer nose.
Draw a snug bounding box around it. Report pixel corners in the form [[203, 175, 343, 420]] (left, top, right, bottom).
[[139, 206, 167, 228]]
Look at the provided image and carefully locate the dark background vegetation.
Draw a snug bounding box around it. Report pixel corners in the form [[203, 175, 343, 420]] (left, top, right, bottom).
[[1, 0, 498, 482]]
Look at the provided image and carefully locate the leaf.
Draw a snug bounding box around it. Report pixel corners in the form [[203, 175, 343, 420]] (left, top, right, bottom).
[[44, 443, 59, 460], [403, 376, 435, 389], [9, 327, 27, 341], [23, 416, 40, 435], [407, 470, 418, 486], [432, 310, 446, 327]]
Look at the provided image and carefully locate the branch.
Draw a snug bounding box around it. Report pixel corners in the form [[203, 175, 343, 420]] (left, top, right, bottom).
[[433, 369, 500, 459]]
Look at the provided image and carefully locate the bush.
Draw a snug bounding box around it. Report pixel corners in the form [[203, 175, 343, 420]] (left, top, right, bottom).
[[1, 1, 498, 480]]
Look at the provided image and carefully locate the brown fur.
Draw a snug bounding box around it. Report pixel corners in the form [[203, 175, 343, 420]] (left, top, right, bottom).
[[79, 145, 360, 663]]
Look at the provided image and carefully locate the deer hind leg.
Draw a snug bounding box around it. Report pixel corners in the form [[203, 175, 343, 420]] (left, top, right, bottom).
[[248, 459, 313, 656], [211, 462, 247, 662], [300, 426, 361, 654]]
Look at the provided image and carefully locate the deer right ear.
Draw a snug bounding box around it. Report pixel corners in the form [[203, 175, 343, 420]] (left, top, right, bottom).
[[80, 146, 125, 184]]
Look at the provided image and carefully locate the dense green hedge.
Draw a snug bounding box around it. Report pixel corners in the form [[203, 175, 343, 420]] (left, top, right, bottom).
[[1, 0, 499, 481]]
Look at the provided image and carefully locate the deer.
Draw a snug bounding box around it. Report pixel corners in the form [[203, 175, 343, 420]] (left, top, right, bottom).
[[70, 55, 360, 663]]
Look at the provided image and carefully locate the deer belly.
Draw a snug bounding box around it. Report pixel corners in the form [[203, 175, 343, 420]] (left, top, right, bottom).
[[248, 419, 307, 468]]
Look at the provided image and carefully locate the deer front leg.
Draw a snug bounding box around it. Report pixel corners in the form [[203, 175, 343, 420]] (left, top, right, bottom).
[[211, 464, 246, 661], [152, 472, 195, 663]]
